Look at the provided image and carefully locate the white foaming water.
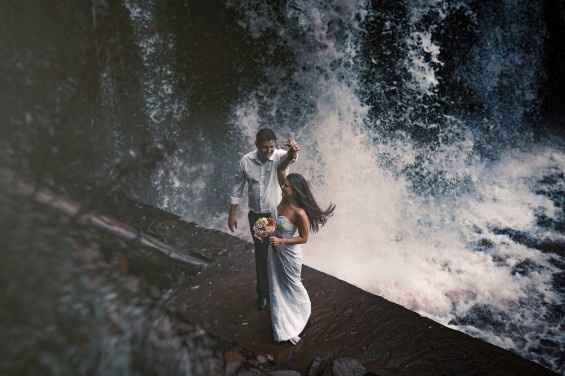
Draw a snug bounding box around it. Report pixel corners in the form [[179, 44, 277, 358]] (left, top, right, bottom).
[[124, 0, 186, 138], [404, 0, 450, 96], [232, 95, 261, 149], [141, 0, 564, 372], [226, 1, 564, 372], [405, 31, 442, 95], [294, 88, 564, 369], [153, 150, 216, 220], [295, 82, 561, 320]]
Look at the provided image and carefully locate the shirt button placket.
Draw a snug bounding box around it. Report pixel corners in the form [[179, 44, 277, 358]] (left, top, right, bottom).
[[259, 165, 264, 212]]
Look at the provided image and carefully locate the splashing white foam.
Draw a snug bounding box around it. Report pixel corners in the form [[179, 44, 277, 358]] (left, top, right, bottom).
[[147, 0, 564, 372], [227, 1, 564, 372]]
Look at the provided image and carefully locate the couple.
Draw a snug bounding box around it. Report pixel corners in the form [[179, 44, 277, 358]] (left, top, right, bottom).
[[228, 128, 335, 345]]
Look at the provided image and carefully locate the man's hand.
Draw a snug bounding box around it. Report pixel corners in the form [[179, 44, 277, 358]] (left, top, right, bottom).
[[228, 206, 238, 232], [287, 137, 300, 160]]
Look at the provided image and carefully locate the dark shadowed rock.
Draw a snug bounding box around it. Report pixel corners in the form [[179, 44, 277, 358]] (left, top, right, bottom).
[[268, 370, 302, 376], [331, 358, 367, 376], [308, 357, 367, 376], [308, 356, 327, 376], [224, 350, 245, 376], [236, 368, 264, 376]]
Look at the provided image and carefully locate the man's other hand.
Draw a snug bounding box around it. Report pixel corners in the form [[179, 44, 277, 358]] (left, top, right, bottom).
[[228, 212, 238, 232]]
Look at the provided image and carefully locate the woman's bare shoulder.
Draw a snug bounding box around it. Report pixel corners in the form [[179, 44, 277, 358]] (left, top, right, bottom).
[[292, 206, 307, 219]]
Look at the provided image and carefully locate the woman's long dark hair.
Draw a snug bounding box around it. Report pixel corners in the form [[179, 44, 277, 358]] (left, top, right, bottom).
[[287, 173, 335, 232]]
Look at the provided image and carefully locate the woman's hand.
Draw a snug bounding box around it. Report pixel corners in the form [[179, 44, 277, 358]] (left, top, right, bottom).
[[270, 236, 285, 247]]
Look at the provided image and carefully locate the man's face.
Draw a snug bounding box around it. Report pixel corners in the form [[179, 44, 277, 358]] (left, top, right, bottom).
[[256, 139, 275, 161]]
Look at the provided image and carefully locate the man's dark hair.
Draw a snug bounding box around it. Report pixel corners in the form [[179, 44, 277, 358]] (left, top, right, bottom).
[[256, 128, 277, 143]]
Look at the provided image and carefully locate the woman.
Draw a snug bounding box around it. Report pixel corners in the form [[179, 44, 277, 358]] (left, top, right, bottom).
[[266, 152, 335, 345]]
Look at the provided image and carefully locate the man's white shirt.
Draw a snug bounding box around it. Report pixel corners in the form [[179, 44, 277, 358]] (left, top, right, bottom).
[[230, 148, 291, 214]]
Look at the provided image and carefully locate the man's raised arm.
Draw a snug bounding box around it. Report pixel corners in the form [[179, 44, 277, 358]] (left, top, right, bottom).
[[277, 138, 300, 186]]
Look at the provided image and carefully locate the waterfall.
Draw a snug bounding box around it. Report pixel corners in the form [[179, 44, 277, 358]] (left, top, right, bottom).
[[136, 1, 565, 372]]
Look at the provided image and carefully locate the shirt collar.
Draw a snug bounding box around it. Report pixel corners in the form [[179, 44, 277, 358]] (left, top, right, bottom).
[[251, 149, 276, 163]]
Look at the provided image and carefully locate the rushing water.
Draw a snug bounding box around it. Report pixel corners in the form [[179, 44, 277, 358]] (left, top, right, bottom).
[[116, 0, 565, 372]]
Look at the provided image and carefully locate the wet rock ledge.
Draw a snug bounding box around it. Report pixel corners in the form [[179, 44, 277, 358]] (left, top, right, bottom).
[[94, 191, 557, 376], [11, 182, 558, 376]]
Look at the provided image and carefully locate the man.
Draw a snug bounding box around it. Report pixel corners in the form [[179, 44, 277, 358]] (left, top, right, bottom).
[[228, 128, 299, 310]]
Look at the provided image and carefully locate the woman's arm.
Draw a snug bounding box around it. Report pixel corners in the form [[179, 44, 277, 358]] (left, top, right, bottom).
[[270, 209, 309, 246], [277, 156, 290, 188]]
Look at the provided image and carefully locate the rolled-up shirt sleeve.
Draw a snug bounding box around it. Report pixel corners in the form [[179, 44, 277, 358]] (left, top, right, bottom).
[[274, 150, 297, 176], [229, 158, 247, 205]]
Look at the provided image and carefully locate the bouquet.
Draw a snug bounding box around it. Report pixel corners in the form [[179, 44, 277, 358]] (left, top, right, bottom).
[[253, 217, 276, 240]]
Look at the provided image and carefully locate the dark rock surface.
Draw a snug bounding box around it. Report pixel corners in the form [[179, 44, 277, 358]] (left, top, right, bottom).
[[98, 196, 556, 376], [5, 179, 557, 375]]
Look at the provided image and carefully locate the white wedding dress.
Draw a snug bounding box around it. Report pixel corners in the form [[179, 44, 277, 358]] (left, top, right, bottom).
[[267, 215, 311, 343]]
